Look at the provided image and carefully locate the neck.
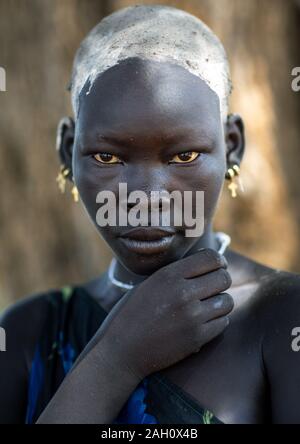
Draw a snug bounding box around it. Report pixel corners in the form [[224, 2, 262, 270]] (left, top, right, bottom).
[[111, 226, 219, 288], [185, 225, 219, 256]]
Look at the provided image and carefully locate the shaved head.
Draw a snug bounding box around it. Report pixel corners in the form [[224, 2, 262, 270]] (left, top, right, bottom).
[[70, 5, 232, 122]]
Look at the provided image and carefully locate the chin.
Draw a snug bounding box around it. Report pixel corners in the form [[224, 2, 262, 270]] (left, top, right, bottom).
[[102, 231, 195, 275], [120, 254, 176, 276], [115, 242, 190, 276]]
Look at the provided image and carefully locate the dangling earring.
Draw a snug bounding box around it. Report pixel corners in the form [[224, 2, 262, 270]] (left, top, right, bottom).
[[232, 165, 244, 193], [56, 165, 79, 203], [71, 177, 79, 203], [226, 164, 244, 198], [56, 165, 70, 193]]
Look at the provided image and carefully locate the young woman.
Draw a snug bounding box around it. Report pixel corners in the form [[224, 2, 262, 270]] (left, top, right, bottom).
[[1, 5, 300, 424]]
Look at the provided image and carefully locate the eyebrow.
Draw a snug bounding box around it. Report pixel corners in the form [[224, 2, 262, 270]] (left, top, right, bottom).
[[97, 134, 134, 147], [96, 130, 216, 148]]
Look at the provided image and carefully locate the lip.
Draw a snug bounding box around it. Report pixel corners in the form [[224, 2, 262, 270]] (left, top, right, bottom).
[[119, 235, 175, 255], [119, 227, 176, 241]]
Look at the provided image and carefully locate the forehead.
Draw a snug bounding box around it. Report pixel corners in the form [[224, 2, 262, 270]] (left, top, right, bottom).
[[76, 58, 222, 143]]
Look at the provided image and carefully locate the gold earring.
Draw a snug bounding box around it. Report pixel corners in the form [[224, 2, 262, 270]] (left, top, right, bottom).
[[56, 165, 70, 193], [71, 177, 79, 203], [232, 165, 245, 193], [226, 164, 244, 198]]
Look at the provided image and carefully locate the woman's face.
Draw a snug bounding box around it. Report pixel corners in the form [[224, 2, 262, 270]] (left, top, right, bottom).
[[71, 58, 228, 275]]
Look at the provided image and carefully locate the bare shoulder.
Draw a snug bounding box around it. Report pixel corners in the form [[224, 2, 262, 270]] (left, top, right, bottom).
[[227, 249, 300, 328], [0, 289, 58, 328], [0, 288, 62, 361], [254, 268, 300, 326]]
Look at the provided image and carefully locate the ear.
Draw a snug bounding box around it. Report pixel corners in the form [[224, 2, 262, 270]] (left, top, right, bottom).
[[225, 114, 245, 170], [56, 116, 75, 180]]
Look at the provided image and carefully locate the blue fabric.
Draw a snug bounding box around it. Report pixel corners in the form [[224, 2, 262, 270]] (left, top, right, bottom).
[[113, 377, 158, 424], [25, 332, 76, 424], [25, 331, 157, 424], [58, 332, 76, 375], [25, 345, 44, 424]]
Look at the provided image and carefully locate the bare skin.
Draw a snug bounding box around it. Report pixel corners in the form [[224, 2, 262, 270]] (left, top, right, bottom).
[[1, 58, 300, 424], [83, 248, 298, 424]]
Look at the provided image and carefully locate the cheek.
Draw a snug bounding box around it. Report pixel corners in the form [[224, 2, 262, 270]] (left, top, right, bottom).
[[176, 152, 226, 221], [72, 153, 120, 223], [175, 152, 225, 191], [203, 154, 226, 217], [205, 155, 226, 193]]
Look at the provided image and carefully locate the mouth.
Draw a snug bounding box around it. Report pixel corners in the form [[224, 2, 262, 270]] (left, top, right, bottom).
[[118, 227, 176, 255]]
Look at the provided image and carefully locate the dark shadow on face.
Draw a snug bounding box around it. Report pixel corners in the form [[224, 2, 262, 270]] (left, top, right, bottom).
[[71, 57, 228, 275]]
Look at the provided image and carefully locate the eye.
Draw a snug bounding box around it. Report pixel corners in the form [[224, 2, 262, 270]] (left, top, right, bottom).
[[94, 153, 122, 164], [169, 151, 200, 164]]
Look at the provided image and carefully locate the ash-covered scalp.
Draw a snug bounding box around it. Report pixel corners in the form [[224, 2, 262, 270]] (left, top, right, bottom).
[[70, 5, 232, 121]]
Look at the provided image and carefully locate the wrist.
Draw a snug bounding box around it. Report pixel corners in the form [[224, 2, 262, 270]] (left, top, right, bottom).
[[96, 333, 143, 387]]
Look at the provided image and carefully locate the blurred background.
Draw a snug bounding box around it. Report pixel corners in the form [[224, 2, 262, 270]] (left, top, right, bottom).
[[0, 0, 300, 309]]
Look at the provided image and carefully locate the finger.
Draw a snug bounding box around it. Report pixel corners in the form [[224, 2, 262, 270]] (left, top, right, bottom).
[[200, 316, 230, 345], [200, 293, 234, 322], [182, 268, 232, 302], [172, 248, 228, 279]]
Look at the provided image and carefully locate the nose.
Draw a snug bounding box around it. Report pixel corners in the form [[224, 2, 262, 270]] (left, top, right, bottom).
[[125, 192, 170, 211], [119, 190, 171, 217], [119, 165, 171, 214]]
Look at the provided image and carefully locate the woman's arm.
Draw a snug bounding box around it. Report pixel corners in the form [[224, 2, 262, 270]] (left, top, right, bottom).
[[0, 293, 142, 424], [0, 249, 232, 424], [36, 333, 141, 424], [260, 273, 300, 423], [38, 249, 233, 424]]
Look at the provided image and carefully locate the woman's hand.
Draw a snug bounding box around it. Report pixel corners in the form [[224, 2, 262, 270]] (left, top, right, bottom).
[[35, 248, 233, 423], [98, 248, 234, 381]]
